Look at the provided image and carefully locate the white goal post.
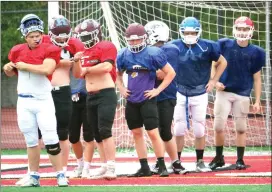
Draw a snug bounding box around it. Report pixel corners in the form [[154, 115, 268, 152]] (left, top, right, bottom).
[[48, 1, 271, 153]]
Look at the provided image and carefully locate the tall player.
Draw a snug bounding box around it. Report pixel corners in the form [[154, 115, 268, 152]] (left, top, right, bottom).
[[68, 25, 105, 178], [170, 17, 227, 172], [209, 16, 265, 170], [3, 14, 68, 187], [144, 20, 188, 174], [73, 19, 117, 180], [116, 23, 176, 177]]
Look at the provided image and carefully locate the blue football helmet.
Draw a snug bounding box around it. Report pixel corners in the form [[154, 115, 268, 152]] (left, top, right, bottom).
[[18, 14, 44, 37], [179, 17, 202, 45]]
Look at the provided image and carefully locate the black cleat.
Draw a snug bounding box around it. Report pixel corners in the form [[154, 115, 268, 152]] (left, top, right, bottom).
[[127, 168, 152, 177], [236, 160, 246, 170], [158, 166, 169, 177], [209, 156, 225, 170], [150, 161, 159, 175], [172, 160, 189, 174]]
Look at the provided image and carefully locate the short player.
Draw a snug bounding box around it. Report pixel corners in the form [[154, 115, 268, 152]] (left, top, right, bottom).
[[73, 19, 117, 180], [170, 17, 227, 172], [144, 20, 188, 174], [3, 14, 68, 187], [209, 16, 265, 170], [116, 23, 176, 177]]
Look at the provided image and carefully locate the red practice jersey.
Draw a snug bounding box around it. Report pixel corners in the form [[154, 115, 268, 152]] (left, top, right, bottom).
[[8, 42, 61, 81], [81, 41, 117, 82]]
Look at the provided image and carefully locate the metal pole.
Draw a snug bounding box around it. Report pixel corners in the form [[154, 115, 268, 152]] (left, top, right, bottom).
[[265, 1, 271, 146]]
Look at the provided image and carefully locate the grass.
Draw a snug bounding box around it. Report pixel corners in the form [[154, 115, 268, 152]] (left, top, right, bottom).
[[1, 185, 271, 192]]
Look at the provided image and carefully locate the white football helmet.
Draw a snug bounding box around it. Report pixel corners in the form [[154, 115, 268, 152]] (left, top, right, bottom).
[[144, 20, 170, 45]]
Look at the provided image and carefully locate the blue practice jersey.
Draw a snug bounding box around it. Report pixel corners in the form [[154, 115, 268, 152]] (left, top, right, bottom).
[[117, 46, 167, 103], [156, 43, 180, 102], [69, 70, 87, 95], [170, 39, 221, 97], [218, 38, 265, 96]]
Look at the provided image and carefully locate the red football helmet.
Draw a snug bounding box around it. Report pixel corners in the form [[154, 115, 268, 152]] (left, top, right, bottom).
[[49, 15, 72, 47], [233, 16, 254, 41], [76, 19, 102, 49], [125, 23, 147, 53]]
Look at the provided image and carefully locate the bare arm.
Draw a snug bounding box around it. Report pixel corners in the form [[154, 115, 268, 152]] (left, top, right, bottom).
[[3, 62, 16, 77], [15, 59, 56, 75], [211, 55, 227, 82], [85, 62, 113, 75], [72, 59, 84, 78], [116, 70, 131, 98], [156, 63, 176, 92], [253, 71, 262, 104]]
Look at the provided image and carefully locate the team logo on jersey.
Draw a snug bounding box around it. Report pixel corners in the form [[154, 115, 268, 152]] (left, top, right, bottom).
[[131, 72, 138, 78], [88, 59, 100, 65]]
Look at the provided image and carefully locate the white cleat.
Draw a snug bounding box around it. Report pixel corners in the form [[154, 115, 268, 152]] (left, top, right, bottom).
[[19, 175, 40, 187], [57, 173, 69, 187], [69, 166, 83, 178], [103, 165, 117, 180], [88, 165, 107, 179], [81, 168, 90, 178]]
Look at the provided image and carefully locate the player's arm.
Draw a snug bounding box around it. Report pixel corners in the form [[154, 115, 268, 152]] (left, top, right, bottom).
[[73, 52, 85, 78], [253, 71, 262, 105], [85, 61, 113, 75], [3, 62, 17, 77], [211, 55, 227, 82], [15, 59, 56, 75], [156, 63, 176, 92], [116, 69, 130, 98], [56, 59, 74, 68]]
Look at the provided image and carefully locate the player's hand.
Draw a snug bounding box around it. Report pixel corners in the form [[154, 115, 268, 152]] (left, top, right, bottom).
[[144, 88, 161, 99], [15, 61, 27, 71], [215, 82, 225, 91], [74, 52, 83, 62], [119, 86, 131, 98], [252, 102, 261, 113], [3, 62, 16, 72], [205, 79, 216, 93], [156, 70, 165, 80]]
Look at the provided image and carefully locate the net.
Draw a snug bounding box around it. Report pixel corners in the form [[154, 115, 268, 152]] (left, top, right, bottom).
[[1, 1, 271, 153]]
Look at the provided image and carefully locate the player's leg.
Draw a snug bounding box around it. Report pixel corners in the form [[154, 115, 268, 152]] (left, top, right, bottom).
[[232, 94, 250, 170], [81, 101, 95, 178], [16, 97, 40, 187], [190, 93, 210, 172], [209, 91, 232, 170], [142, 98, 168, 177], [126, 101, 152, 177], [37, 96, 68, 187], [97, 88, 117, 180], [68, 96, 85, 178], [52, 86, 73, 175], [173, 92, 188, 160], [157, 99, 187, 174]]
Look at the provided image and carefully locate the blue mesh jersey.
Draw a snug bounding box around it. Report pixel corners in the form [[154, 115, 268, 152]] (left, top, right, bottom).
[[218, 38, 265, 97], [117, 46, 167, 103], [156, 43, 180, 102], [69, 70, 87, 95], [170, 39, 221, 97]]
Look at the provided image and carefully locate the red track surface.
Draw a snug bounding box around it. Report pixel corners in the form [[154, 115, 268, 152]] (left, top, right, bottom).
[[1, 156, 271, 186]]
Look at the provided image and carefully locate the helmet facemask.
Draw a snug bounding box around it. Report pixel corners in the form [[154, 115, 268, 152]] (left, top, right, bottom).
[[179, 27, 202, 45], [125, 34, 147, 53], [233, 25, 254, 41], [49, 31, 71, 48], [78, 29, 100, 49]]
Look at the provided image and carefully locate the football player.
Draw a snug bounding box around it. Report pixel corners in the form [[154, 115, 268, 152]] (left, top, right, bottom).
[[209, 16, 265, 170], [170, 17, 227, 172]]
